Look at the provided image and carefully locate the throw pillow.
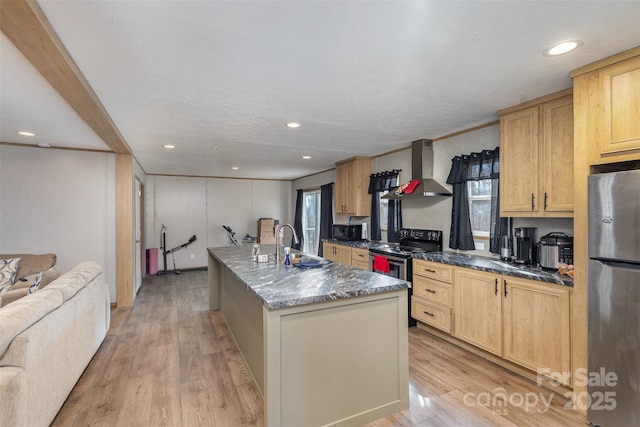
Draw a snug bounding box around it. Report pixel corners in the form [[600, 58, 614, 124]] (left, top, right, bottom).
[[9, 272, 43, 293], [28, 272, 43, 294], [0, 258, 21, 293]]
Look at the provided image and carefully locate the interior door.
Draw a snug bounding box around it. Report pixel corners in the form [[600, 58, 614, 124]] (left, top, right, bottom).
[[134, 178, 142, 295]]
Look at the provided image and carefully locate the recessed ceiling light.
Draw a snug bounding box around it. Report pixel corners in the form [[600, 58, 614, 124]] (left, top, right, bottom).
[[302, 155, 312, 159], [18, 131, 36, 136], [37, 142, 51, 148], [163, 144, 176, 149], [286, 122, 300, 128], [544, 40, 583, 56], [231, 166, 239, 170]]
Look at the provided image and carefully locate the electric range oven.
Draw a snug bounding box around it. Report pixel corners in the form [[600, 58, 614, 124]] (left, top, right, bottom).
[[369, 228, 443, 327]]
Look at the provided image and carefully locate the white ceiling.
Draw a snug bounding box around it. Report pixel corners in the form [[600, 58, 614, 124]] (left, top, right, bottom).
[[1, 1, 639, 179]]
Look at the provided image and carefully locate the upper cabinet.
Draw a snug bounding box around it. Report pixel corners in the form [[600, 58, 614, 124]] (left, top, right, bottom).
[[335, 157, 371, 216], [499, 89, 574, 217], [572, 48, 640, 164]]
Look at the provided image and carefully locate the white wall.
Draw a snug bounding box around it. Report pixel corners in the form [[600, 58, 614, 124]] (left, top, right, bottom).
[[0, 145, 117, 301], [146, 175, 292, 270]]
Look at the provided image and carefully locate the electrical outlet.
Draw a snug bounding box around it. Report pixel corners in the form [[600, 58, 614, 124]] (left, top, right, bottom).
[[190, 253, 195, 259], [476, 242, 485, 250]]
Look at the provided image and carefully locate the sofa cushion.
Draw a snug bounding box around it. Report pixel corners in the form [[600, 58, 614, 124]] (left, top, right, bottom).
[[5, 272, 41, 291], [0, 288, 30, 308], [39, 266, 60, 288], [0, 258, 21, 293], [0, 273, 42, 308], [44, 261, 101, 302], [0, 253, 56, 280], [0, 288, 63, 356]]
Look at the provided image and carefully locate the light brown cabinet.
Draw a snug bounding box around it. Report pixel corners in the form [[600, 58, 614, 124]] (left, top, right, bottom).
[[412, 261, 573, 383], [322, 242, 352, 265], [572, 49, 640, 164], [335, 157, 371, 216], [351, 248, 370, 271], [499, 90, 574, 217], [453, 268, 503, 356], [411, 260, 453, 333], [450, 266, 571, 382], [502, 277, 571, 385]]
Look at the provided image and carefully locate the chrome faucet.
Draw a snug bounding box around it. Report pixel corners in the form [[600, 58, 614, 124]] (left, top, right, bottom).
[[274, 223, 299, 264]]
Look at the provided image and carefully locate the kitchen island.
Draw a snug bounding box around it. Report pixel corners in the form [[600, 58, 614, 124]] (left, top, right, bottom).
[[207, 245, 410, 427]]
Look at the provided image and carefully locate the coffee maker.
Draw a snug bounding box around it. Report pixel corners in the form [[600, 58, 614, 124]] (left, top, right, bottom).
[[514, 227, 537, 264]]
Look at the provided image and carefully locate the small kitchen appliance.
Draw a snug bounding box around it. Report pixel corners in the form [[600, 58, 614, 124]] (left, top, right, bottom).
[[332, 224, 363, 241], [514, 227, 536, 265], [537, 232, 573, 269], [500, 235, 512, 261]]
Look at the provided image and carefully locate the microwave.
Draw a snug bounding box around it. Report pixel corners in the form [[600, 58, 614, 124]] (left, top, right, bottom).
[[332, 224, 363, 241]]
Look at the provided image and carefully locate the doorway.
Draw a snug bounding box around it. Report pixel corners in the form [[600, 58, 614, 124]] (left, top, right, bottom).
[[135, 178, 144, 295]]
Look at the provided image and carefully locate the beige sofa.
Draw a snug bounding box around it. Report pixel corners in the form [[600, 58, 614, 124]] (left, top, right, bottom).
[[0, 261, 110, 426]]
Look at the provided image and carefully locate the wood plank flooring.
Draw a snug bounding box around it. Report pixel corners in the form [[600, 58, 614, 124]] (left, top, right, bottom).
[[52, 270, 589, 426]]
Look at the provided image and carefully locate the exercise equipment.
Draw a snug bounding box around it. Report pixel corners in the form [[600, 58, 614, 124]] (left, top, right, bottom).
[[222, 225, 240, 246], [158, 224, 197, 275], [222, 225, 256, 246]]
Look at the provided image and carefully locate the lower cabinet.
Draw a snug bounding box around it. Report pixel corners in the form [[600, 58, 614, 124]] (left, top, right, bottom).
[[453, 269, 503, 356], [351, 248, 370, 271], [413, 263, 572, 386], [411, 260, 453, 333], [322, 242, 352, 266], [502, 277, 571, 385], [412, 298, 451, 332]]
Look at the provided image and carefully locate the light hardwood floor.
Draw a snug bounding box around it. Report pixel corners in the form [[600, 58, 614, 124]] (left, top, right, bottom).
[[53, 270, 589, 426]]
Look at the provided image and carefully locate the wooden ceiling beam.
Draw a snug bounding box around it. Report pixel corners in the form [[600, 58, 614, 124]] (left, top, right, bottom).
[[0, 0, 131, 154]]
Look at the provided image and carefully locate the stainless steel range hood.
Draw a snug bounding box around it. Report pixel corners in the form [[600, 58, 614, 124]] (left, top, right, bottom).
[[382, 139, 452, 199]]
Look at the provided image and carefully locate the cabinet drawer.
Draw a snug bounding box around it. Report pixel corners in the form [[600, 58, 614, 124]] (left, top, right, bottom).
[[413, 275, 452, 307], [413, 259, 453, 283], [351, 260, 370, 271], [412, 297, 451, 333], [351, 248, 369, 263]]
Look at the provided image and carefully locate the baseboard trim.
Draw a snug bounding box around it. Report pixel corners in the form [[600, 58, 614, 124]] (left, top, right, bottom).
[[156, 266, 208, 275]]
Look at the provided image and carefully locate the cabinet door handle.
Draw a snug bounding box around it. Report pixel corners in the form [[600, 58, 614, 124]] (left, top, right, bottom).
[[425, 268, 436, 273], [544, 192, 548, 211], [425, 288, 436, 294], [423, 310, 435, 317], [494, 278, 498, 295], [504, 279, 508, 297], [531, 193, 535, 210]]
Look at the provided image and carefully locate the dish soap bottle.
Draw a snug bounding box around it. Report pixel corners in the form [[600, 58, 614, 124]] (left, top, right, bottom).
[[284, 247, 291, 266]]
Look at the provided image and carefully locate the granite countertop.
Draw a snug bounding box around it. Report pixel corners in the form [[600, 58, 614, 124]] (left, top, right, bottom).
[[322, 239, 371, 249], [412, 251, 574, 287], [322, 239, 573, 287], [207, 245, 410, 310]]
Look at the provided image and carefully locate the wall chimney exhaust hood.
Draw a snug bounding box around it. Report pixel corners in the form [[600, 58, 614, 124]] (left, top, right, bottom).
[[382, 139, 452, 199]]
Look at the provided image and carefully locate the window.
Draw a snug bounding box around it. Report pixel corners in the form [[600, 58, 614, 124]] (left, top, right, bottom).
[[467, 180, 492, 238], [380, 192, 389, 230], [378, 177, 398, 231], [302, 190, 321, 255]]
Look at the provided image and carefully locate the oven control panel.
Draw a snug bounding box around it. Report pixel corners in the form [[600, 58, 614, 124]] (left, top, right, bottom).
[[399, 228, 442, 243]]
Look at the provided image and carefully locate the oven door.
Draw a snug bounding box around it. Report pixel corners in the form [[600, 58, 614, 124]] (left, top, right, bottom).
[[369, 253, 407, 281]]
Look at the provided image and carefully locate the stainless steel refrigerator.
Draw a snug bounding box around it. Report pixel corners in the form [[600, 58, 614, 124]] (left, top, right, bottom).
[[588, 169, 640, 427]]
